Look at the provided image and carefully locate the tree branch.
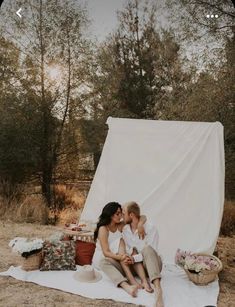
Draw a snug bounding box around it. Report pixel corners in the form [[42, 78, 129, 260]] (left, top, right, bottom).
[[191, 0, 235, 18]]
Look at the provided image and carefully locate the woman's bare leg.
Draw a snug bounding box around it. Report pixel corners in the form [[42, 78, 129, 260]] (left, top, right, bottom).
[[133, 262, 153, 293], [131, 248, 153, 292], [118, 238, 142, 289]]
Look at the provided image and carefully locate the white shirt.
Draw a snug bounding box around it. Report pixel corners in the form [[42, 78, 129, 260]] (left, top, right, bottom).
[[122, 222, 159, 262]]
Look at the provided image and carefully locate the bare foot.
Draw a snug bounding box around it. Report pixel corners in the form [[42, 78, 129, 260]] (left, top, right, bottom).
[[128, 278, 142, 289], [124, 284, 138, 297], [142, 280, 154, 293]]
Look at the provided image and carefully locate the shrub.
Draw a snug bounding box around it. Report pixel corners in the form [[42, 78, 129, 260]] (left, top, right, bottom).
[[57, 207, 82, 226], [0, 180, 25, 220], [54, 184, 85, 210]]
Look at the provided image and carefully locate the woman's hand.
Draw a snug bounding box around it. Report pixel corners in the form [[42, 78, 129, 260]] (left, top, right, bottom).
[[119, 254, 133, 264], [120, 254, 129, 261]]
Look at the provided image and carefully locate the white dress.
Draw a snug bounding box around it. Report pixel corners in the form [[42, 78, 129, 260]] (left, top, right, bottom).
[[92, 228, 122, 269]]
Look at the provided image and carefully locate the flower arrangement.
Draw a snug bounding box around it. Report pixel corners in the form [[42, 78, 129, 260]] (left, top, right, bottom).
[[175, 248, 193, 268], [175, 248, 220, 274], [9, 237, 43, 258], [184, 255, 219, 273]]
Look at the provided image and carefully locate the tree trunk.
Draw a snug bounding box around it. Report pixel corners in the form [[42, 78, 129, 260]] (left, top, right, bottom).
[[41, 163, 53, 206], [39, 0, 53, 207]]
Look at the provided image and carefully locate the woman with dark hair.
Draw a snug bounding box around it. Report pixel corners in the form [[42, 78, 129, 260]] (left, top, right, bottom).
[[92, 202, 148, 297]]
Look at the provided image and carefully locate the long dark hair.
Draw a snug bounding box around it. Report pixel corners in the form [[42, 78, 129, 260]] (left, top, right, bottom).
[[94, 202, 122, 241]]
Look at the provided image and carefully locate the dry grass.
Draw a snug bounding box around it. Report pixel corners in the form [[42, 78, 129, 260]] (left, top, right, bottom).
[[0, 180, 24, 220], [217, 235, 235, 307], [54, 185, 85, 210], [16, 194, 49, 224], [220, 201, 235, 237], [0, 197, 19, 222], [0, 184, 86, 226], [52, 185, 86, 225], [0, 179, 24, 202], [56, 207, 82, 226]]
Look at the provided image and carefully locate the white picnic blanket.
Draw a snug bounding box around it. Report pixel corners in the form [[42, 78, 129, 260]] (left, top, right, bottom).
[[0, 264, 219, 307]]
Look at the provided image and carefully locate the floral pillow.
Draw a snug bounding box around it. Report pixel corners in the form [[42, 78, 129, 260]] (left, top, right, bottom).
[[40, 240, 76, 271]]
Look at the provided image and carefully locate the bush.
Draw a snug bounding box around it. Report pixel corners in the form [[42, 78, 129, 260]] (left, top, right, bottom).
[[57, 207, 82, 226], [17, 194, 49, 224], [46, 185, 85, 225], [220, 201, 235, 236], [54, 184, 85, 210], [0, 180, 25, 220]]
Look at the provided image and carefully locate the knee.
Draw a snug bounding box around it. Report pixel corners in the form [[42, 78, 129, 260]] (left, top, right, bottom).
[[142, 245, 156, 256]]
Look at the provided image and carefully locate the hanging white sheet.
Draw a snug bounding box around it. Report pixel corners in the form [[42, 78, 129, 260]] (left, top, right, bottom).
[[81, 117, 225, 264]]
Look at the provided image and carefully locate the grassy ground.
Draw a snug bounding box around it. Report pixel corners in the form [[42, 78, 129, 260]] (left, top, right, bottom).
[[0, 221, 234, 307]]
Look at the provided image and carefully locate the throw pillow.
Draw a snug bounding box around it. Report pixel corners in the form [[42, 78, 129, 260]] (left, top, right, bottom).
[[40, 240, 76, 271], [75, 240, 95, 266]]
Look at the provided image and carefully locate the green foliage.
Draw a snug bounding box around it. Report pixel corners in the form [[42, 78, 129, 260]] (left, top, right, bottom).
[[0, 96, 39, 183], [0, 0, 92, 205], [0, 37, 37, 185], [91, 0, 192, 122], [78, 119, 107, 167], [166, 0, 234, 44], [0, 0, 234, 201], [158, 21, 235, 199]]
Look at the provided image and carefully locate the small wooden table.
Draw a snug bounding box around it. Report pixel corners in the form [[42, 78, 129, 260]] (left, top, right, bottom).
[[63, 228, 94, 243]]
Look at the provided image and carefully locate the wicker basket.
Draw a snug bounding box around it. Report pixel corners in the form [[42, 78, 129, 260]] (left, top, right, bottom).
[[22, 251, 42, 271], [184, 253, 223, 286]]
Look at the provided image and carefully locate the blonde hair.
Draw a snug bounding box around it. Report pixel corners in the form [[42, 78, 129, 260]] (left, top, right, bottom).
[[125, 201, 140, 218]]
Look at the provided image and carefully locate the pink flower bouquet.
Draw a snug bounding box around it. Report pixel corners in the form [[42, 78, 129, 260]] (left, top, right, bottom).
[[175, 248, 220, 273], [175, 248, 193, 268]]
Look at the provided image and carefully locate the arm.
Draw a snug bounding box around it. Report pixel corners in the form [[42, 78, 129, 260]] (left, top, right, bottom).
[[98, 226, 129, 262], [137, 215, 146, 239]]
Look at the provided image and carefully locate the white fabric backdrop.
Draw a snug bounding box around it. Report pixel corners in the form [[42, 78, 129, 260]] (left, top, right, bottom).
[[81, 117, 225, 264]]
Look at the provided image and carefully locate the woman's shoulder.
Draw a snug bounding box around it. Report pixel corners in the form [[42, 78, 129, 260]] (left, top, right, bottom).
[[98, 225, 109, 234]]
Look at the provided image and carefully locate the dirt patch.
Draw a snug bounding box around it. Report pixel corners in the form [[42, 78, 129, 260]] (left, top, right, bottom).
[[0, 221, 234, 307]]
